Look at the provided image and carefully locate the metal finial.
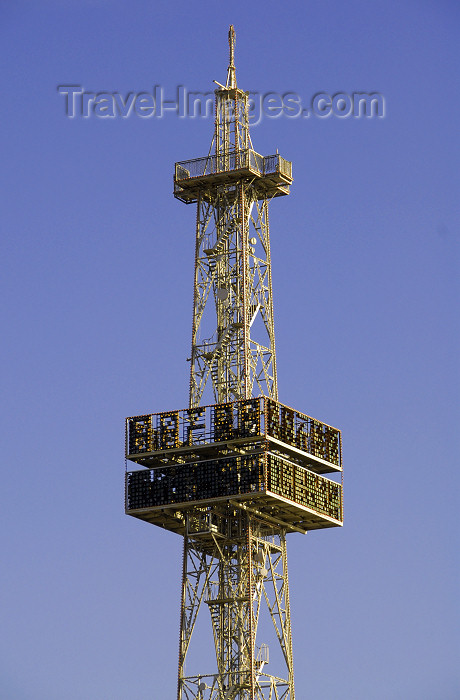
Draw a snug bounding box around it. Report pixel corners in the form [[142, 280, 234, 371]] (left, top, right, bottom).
[[226, 25, 236, 88], [228, 25, 235, 67]]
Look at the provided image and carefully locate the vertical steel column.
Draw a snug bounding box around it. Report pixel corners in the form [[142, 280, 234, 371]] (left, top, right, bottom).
[[240, 184, 250, 400]]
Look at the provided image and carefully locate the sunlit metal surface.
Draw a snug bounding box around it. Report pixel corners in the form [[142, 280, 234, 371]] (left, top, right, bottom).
[[125, 25, 342, 700]]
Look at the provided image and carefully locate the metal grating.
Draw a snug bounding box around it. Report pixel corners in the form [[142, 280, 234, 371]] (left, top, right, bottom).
[[126, 452, 342, 525], [126, 397, 341, 471]]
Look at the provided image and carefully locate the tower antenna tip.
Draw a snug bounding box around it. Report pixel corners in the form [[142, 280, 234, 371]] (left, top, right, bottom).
[[226, 25, 236, 88]]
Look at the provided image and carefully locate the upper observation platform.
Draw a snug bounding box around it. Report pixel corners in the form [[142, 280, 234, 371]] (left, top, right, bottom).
[[174, 149, 293, 203]]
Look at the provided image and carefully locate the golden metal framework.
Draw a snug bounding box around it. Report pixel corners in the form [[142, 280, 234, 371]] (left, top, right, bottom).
[[177, 513, 294, 700], [125, 26, 342, 700], [175, 28, 291, 408]]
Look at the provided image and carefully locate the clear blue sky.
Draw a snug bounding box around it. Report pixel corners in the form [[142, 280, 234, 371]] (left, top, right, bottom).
[[1, 1, 459, 698]]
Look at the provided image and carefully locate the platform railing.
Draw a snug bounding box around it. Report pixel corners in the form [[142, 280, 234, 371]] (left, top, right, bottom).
[[175, 150, 292, 182]]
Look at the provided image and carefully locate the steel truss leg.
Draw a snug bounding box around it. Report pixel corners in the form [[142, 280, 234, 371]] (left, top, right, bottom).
[[189, 183, 277, 408], [177, 508, 295, 700]]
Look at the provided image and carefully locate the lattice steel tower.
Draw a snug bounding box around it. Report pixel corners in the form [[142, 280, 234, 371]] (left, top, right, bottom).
[[125, 27, 343, 700]]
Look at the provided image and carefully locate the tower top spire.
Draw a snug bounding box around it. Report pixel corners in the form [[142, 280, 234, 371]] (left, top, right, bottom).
[[226, 24, 236, 88]]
